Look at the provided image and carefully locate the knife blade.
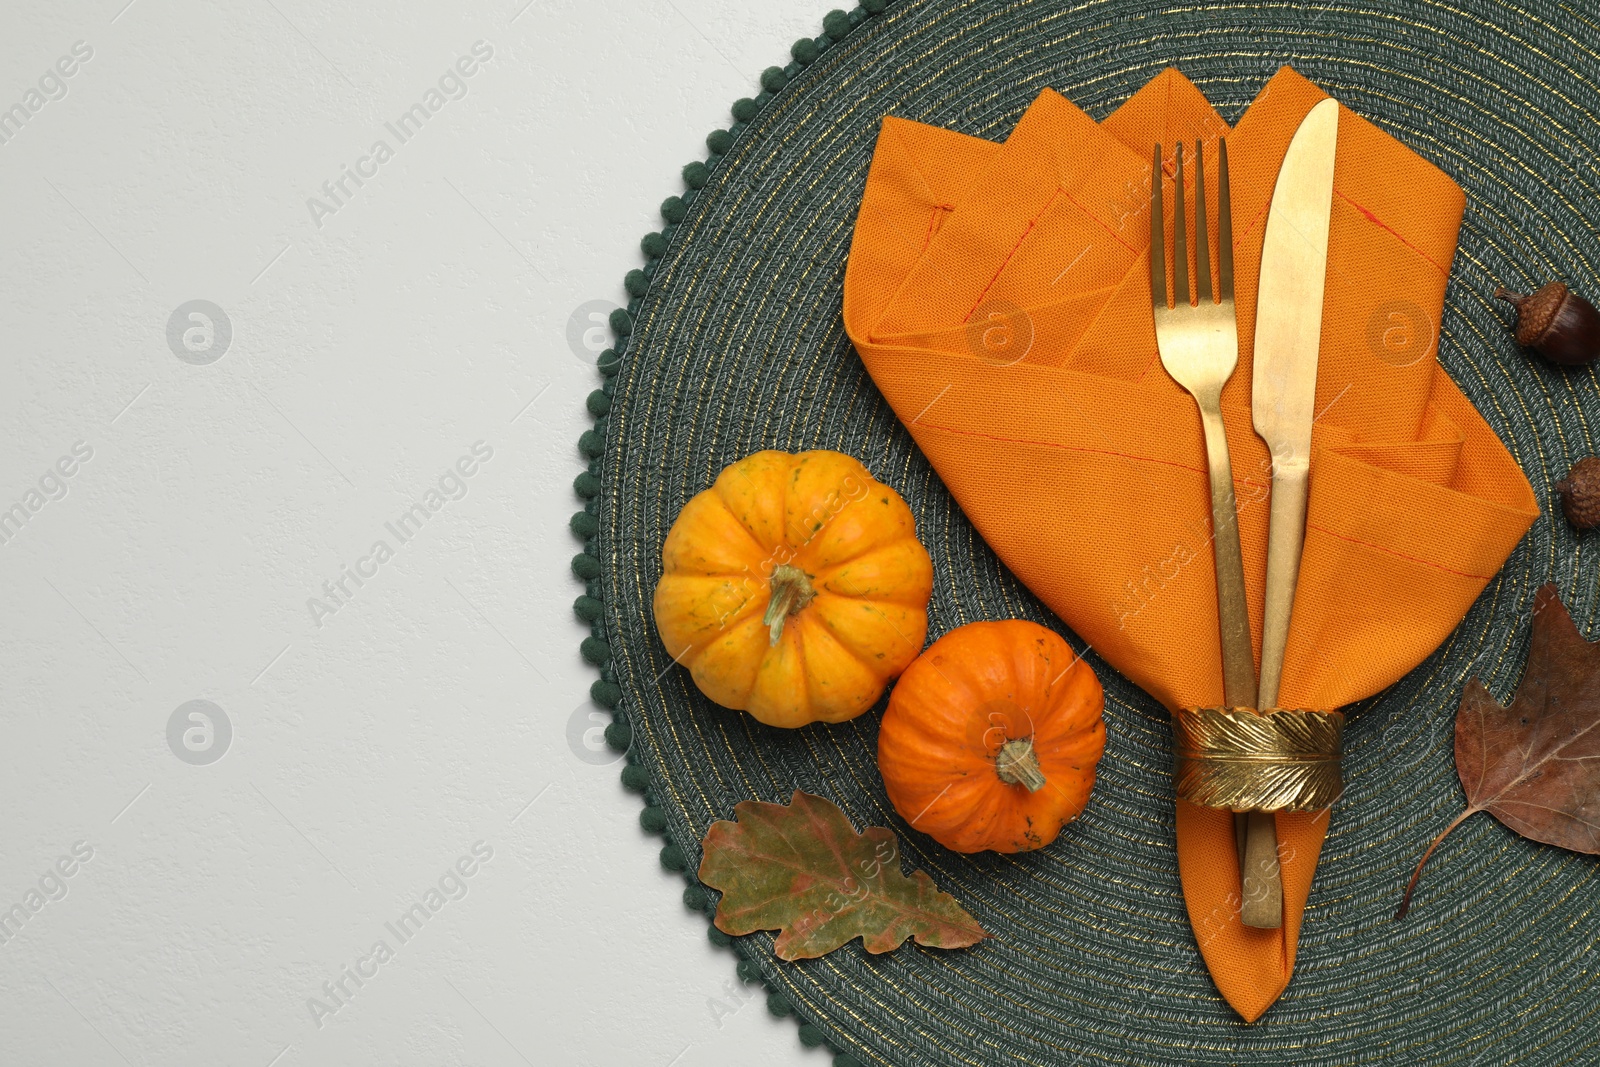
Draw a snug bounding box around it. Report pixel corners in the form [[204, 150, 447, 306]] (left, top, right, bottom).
[[1242, 97, 1340, 930]]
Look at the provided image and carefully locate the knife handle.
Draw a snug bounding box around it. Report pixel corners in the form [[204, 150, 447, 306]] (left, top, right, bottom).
[[1197, 406, 1257, 711], [1258, 461, 1309, 709]]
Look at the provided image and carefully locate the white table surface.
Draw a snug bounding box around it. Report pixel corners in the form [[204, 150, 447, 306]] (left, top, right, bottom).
[[0, 2, 836, 1063]]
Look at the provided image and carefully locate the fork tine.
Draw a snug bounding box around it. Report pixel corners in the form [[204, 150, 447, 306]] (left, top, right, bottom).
[[1173, 142, 1189, 307], [1218, 137, 1235, 301], [1150, 144, 1166, 310], [1194, 140, 1212, 304]]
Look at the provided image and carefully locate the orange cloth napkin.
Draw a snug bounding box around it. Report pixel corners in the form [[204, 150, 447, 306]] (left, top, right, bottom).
[[843, 66, 1539, 1021]]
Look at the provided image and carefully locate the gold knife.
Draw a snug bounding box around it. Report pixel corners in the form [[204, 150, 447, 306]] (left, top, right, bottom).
[[1243, 97, 1340, 929]]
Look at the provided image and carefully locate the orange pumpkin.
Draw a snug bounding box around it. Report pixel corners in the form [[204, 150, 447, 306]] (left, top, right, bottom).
[[653, 450, 933, 728], [877, 620, 1105, 853]]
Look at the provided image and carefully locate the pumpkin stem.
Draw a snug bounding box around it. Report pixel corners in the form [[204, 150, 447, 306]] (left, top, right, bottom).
[[763, 563, 817, 646], [996, 737, 1047, 793]]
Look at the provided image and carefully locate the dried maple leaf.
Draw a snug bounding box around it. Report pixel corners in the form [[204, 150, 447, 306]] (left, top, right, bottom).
[[1398, 584, 1600, 917], [697, 790, 988, 959]]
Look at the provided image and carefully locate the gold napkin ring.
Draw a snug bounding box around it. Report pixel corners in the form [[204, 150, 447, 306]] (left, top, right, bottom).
[[1172, 707, 1345, 812]]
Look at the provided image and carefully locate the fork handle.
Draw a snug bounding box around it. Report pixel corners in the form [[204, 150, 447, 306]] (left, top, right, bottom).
[[1198, 407, 1283, 929], [1238, 458, 1309, 931], [1197, 406, 1257, 711]]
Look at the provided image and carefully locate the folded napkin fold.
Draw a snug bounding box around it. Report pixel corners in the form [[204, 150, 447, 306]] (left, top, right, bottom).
[[843, 66, 1538, 1021]]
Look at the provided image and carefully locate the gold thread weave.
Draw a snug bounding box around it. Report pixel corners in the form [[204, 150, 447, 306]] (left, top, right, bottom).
[[1172, 707, 1344, 812]]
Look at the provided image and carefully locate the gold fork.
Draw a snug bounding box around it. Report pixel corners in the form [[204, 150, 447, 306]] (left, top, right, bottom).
[[1151, 141, 1281, 926]]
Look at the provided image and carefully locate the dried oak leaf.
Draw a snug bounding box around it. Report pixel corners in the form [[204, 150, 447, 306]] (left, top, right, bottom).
[[698, 790, 988, 960], [1399, 584, 1600, 917]]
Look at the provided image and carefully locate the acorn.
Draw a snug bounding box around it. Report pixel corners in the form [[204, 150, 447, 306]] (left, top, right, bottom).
[[1556, 456, 1600, 530], [1494, 281, 1600, 366]]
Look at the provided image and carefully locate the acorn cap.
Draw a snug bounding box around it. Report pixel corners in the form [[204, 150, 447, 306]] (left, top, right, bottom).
[[1505, 281, 1569, 347], [1556, 456, 1600, 531], [1495, 280, 1600, 366]]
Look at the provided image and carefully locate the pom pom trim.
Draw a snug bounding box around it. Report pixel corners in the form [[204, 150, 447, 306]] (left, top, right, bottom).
[[571, 5, 891, 1062]]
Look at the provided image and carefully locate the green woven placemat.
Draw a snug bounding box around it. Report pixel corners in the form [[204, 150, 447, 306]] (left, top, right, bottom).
[[570, 2, 1600, 1062]]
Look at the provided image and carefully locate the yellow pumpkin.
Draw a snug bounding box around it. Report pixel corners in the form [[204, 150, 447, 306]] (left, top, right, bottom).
[[877, 620, 1105, 853], [653, 450, 933, 727]]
